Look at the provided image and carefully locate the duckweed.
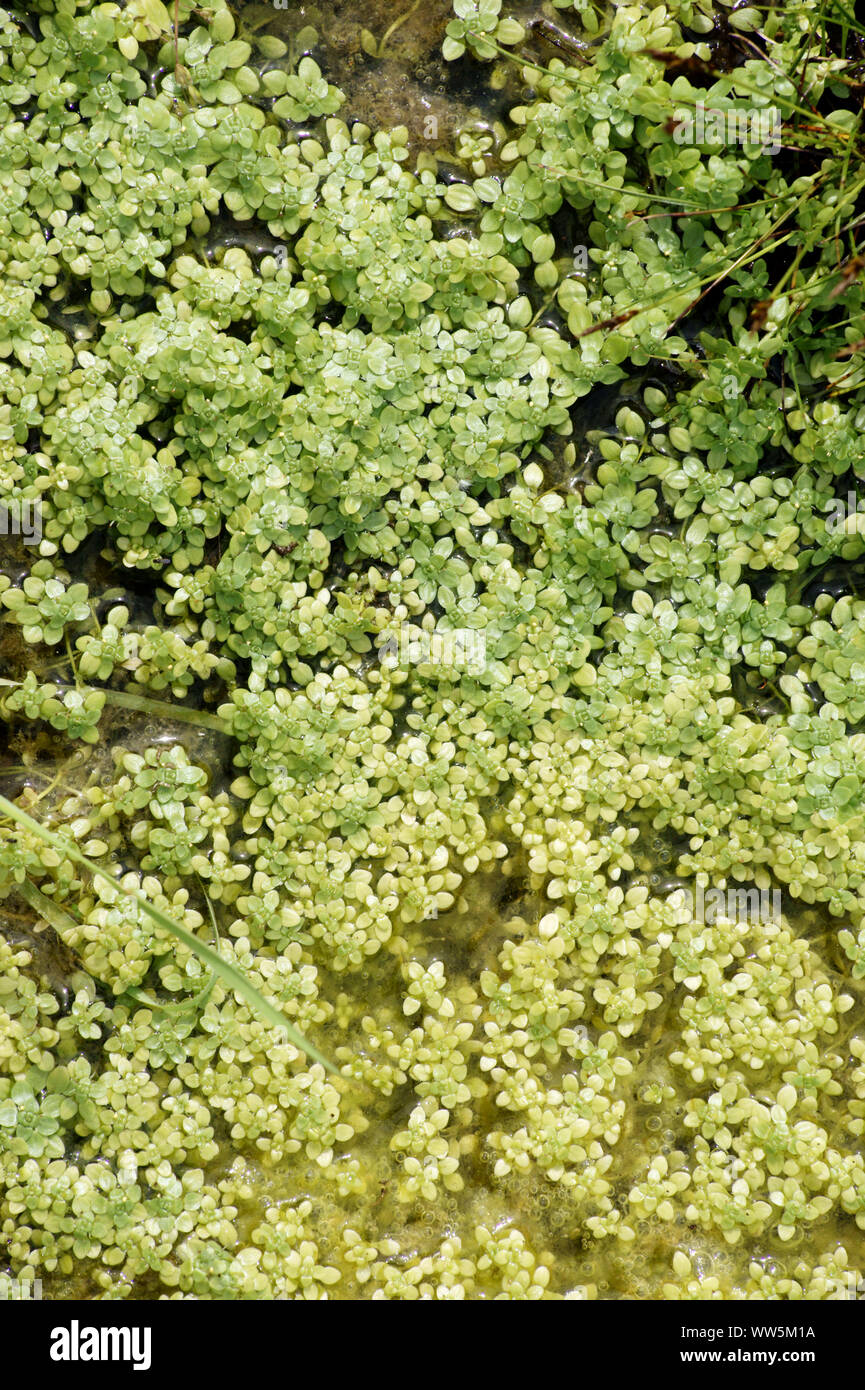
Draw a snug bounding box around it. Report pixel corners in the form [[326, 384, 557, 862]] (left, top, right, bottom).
[[2, 0, 865, 1300]]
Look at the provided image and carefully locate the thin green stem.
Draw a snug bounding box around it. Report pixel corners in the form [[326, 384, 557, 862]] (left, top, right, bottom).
[[0, 678, 228, 734], [116, 875, 221, 1017], [101, 688, 228, 733], [0, 794, 336, 1074], [378, 0, 422, 57], [17, 876, 84, 939]]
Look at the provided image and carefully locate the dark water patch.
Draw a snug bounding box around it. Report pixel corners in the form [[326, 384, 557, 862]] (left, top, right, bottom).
[[38, 295, 99, 346], [236, 0, 523, 155], [185, 210, 290, 265], [729, 662, 788, 719], [798, 558, 865, 609]]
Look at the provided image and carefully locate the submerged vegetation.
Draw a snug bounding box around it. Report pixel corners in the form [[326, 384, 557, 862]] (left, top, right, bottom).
[[2, 0, 865, 1298]]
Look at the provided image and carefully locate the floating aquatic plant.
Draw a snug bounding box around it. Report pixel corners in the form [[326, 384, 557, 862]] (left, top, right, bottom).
[[2, 0, 865, 1302]]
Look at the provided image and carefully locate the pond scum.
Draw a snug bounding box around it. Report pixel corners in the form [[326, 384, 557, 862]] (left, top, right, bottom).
[[3, 0, 865, 1301]]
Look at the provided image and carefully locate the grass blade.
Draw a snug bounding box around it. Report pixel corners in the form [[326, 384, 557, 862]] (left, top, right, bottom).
[[0, 793, 336, 1074]]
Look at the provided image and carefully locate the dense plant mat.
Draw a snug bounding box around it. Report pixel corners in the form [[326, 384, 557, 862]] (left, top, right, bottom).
[[2, 0, 865, 1299]]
